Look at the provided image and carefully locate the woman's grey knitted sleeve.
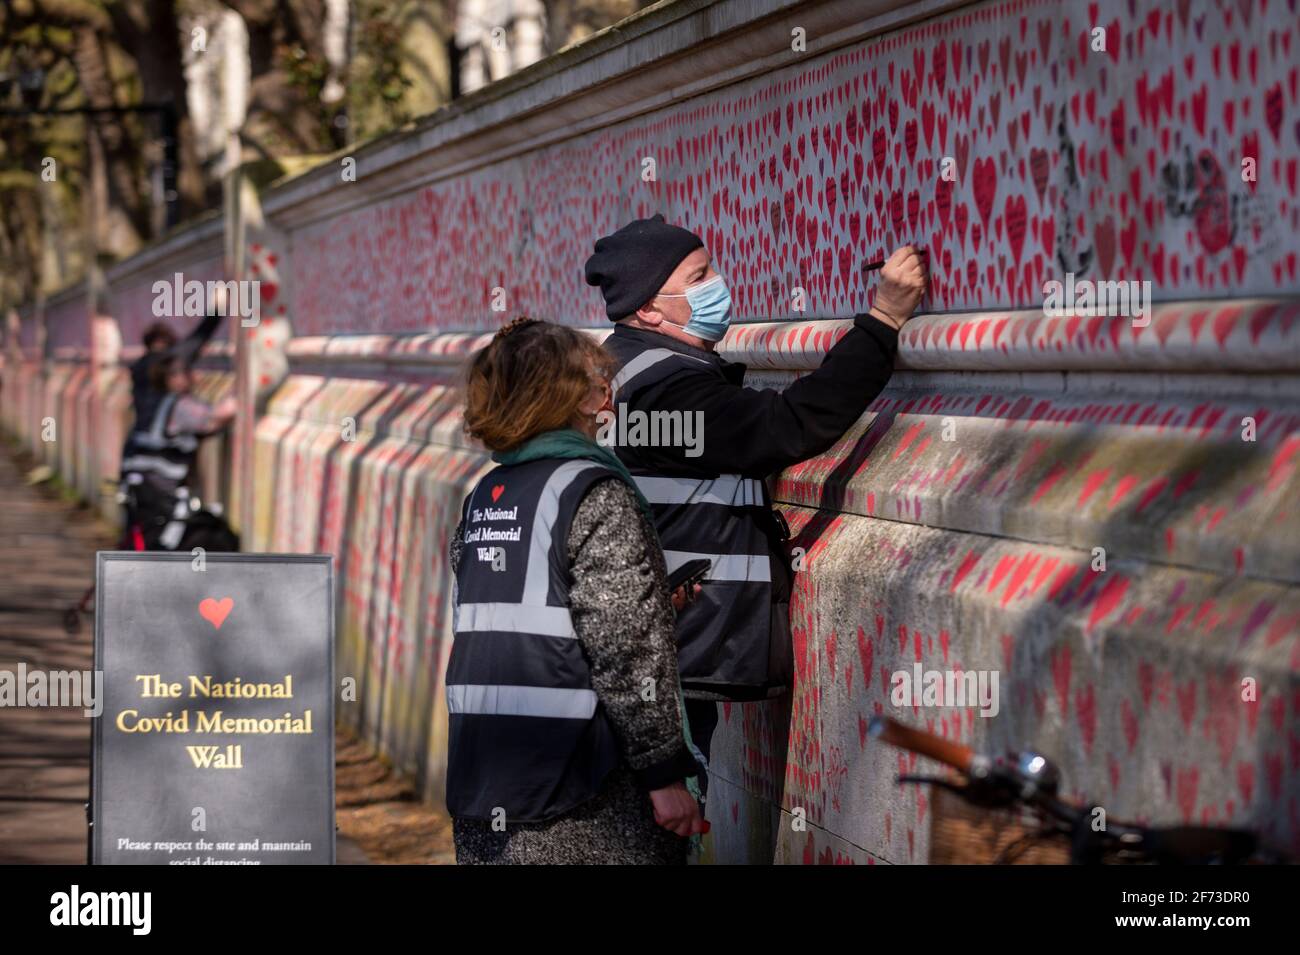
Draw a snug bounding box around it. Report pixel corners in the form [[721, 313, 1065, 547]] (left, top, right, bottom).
[[449, 517, 464, 577], [566, 478, 698, 790]]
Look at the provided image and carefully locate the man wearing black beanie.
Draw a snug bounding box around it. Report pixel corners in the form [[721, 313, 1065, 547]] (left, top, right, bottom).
[[586, 214, 927, 785]]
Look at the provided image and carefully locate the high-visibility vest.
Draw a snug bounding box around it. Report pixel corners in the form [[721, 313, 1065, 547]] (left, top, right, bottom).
[[446, 457, 623, 822], [119, 392, 199, 492], [604, 330, 793, 699]]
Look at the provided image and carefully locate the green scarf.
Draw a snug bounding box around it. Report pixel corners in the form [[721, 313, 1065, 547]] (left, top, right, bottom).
[[492, 428, 656, 525], [492, 427, 706, 841]]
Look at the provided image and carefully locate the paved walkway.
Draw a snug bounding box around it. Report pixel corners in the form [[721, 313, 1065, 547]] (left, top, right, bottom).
[[0, 447, 109, 863], [0, 443, 452, 864]]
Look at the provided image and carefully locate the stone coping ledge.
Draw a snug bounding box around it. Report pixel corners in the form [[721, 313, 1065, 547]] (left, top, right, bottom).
[[281, 299, 1300, 373]]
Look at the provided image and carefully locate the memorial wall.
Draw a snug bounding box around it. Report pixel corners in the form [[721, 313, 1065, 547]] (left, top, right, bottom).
[[3, 0, 1298, 863]]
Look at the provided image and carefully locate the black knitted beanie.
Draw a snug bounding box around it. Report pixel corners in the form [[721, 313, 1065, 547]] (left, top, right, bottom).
[[584, 214, 704, 321]]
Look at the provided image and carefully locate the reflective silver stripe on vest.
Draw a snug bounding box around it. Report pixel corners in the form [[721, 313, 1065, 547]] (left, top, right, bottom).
[[120, 455, 190, 480], [523, 461, 603, 604], [663, 549, 771, 583], [129, 393, 199, 453], [455, 602, 577, 639], [129, 429, 198, 452], [610, 347, 712, 394], [446, 684, 598, 720], [634, 474, 764, 507], [455, 460, 603, 638]]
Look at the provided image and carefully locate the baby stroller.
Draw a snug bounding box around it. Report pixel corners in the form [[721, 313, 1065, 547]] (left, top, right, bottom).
[[62, 477, 240, 634]]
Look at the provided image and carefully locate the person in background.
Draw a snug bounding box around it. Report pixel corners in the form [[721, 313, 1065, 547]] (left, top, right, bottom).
[[119, 354, 238, 552], [585, 215, 927, 781], [126, 304, 225, 448], [445, 317, 706, 864]]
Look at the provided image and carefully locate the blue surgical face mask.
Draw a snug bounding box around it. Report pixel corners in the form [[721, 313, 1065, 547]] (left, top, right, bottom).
[[657, 274, 733, 342]]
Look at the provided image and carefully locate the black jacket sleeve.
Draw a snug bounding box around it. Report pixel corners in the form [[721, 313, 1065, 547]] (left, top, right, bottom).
[[633, 313, 899, 477], [170, 311, 224, 368], [129, 355, 152, 400]]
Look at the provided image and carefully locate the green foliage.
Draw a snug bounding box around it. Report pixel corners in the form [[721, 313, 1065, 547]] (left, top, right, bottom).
[[275, 3, 415, 148], [357, 13, 414, 104], [276, 40, 344, 148], [347, 3, 415, 142]]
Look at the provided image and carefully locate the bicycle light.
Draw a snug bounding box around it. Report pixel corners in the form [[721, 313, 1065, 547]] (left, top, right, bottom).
[[1015, 750, 1061, 797]]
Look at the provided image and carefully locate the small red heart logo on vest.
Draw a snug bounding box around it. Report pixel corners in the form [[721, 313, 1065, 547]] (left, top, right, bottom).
[[199, 597, 234, 630], [491, 484, 505, 502]]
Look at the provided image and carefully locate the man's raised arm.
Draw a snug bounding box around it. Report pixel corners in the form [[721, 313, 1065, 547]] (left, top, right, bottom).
[[635, 245, 927, 477]]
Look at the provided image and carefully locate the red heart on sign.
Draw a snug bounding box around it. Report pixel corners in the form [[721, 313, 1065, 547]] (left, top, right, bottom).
[[199, 597, 234, 630], [491, 484, 505, 502]]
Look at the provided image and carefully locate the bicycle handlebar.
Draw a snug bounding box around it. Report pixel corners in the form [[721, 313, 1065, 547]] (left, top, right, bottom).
[[867, 715, 975, 774], [869, 715, 1275, 864]]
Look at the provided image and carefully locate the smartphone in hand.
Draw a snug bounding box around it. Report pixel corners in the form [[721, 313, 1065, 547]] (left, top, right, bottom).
[[667, 558, 712, 592]]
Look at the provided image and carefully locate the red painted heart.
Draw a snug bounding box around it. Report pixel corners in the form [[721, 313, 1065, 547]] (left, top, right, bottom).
[[972, 156, 998, 232]]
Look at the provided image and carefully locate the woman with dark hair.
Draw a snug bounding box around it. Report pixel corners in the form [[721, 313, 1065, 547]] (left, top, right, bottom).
[[446, 317, 706, 864]]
